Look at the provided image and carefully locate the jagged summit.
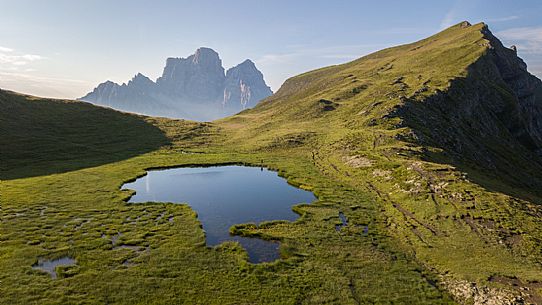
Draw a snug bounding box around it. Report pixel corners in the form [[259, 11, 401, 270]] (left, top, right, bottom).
[[238, 59, 256, 66], [156, 48, 226, 102], [162, 47, 221, 66], [80, 48, 272, 121], [128, 73, 153, 86], [223, 59, 272, 110], [459, 20, 472, 27], [132, 72, 149, 79], [192, 47, 221, 64], [228, 59, 259, 72]]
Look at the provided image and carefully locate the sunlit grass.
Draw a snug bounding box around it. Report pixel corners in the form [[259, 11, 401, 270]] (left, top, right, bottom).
[[2, 22, 542, 304]]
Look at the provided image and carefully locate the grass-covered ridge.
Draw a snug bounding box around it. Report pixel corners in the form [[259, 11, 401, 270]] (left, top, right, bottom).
[[0, 90, 171, 179], [2, 22, 542, 304]]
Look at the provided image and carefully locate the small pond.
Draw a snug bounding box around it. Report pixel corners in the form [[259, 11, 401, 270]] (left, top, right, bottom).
[[122, 165, 316, 263], [32, 257, 76, 279]]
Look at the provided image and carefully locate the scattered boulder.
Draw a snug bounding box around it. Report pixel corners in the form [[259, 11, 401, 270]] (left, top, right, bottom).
[[343, 155, 373, 168], [442, 276, 526, 305]]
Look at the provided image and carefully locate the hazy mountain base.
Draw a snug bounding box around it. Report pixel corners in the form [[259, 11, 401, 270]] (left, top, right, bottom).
[[1, 22, 542, 304], [79, 48, 273, 121]]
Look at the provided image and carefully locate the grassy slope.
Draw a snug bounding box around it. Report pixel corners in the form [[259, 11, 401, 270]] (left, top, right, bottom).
[[0, 90, 169, 179], [1, 22, 541, 304], [219, 21, 542, 300], [1, 104, 449, 304]]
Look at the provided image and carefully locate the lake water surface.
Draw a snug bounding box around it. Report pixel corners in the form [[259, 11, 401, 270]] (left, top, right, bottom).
[[122, 165, 315, 263]]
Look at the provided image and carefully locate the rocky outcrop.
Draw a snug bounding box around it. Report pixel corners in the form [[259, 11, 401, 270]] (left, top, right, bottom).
[[156, 48, 225, 102], [393, 22, 542, 194], [80, 48, 272, 121], [481, 25, 542, 152], [80, 73, 173, 117], [442, 277, 525, 305], [223, 59, 272, 113]]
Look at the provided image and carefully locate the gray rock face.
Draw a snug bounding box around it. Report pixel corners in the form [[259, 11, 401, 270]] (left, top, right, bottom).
[[80, 74, 173, 117], [393, 23, 542, 192], [481, 24, 542, 151], [156, 48, 225, 102], [82, 80, 121, 106], [80, 48, 272, 121], [223, 59, 273, 113]]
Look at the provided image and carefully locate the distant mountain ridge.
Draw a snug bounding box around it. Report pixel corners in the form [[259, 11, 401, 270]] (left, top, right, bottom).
[[80, 47, 272, 121]]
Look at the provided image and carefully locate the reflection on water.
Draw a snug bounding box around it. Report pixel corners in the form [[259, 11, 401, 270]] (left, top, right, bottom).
[[123, 165, 315, 263], [32, 257, 76, 279]]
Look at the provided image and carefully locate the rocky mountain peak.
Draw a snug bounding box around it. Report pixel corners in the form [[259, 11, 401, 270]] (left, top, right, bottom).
[[156, 47, 226, 101], [80, 48, 272, 121], [128, 73, 154, 86], [133, 72, 147, 79], [226, 59, 260, 77], [459, 21, 472, 28], [238, 59, 256, 67], [223, 59, 272, 110], [192, 47, 221, 64], [226, 59, 262, 77], [101, 80, 118, 88]]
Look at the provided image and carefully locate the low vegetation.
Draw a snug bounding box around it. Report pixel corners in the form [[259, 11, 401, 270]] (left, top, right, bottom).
[[1, 22, 541, 304]]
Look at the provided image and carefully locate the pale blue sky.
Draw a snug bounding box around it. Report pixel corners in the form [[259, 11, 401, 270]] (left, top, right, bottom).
[[0, 0, 541, 98]]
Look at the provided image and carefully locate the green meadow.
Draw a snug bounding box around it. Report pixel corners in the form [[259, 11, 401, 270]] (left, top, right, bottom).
[[1, 22, 541, 304]]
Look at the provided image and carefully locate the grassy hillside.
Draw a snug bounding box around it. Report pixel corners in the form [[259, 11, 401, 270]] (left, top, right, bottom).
[[0, 90, 170, 179], [216, 21, 542, 302], [2, 22, 542, 304]]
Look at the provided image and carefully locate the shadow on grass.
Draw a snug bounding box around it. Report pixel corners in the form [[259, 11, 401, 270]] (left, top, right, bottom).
[[395, 68, 542, 204], [0, 90, 169, 180]]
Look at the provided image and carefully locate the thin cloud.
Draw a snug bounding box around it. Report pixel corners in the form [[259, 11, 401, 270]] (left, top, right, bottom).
[[0, 46, 44, 67], [256, 53, 299, 65], [497, 26, 542, 53], [255, 44, 388, 91], [0, 71, 92, 99], [440, 0, 461, 29], [485, 15, 519, 23], [0, 46, 95, 98], [0, 71, 88, 84], [440, 0, 471, 29], [440, 9, 457, 29], [0, 46, 14, 53], [255, 44, 386, 65], [496, 27, 542, 79]]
